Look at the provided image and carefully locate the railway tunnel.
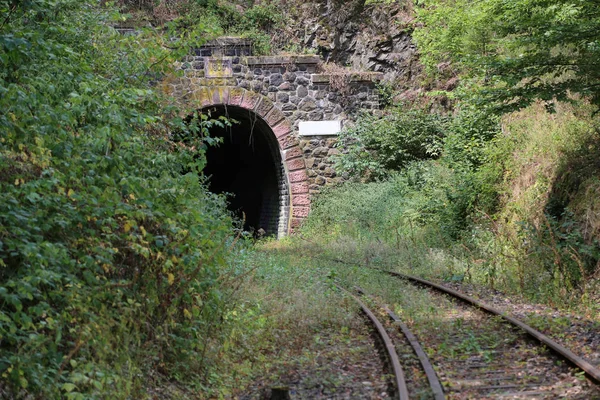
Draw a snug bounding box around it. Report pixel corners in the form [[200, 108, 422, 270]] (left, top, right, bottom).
[[202, 105, 288, 237]]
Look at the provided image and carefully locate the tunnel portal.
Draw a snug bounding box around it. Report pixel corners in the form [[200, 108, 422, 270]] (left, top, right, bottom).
[[202, 105, 288, 237]]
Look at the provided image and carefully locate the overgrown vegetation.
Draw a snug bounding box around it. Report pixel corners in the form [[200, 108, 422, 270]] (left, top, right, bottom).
[[309, 95, 599, 308], [120, 0, 285, 54], [2, 0, 600, 397], [0, 0, 250, 397], [336, 106, 447, 180], [298, 0, 600, 310], [413, 0, 600, 111]]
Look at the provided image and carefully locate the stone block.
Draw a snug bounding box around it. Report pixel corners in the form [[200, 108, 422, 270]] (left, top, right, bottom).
[[279, 134, 298, 149], [323, 167, 336, 177], [281, 102, 296, 111], [283, 72, 296, 82], [289, 170, 308, 183], [228, 87, 245, 106], [286, 158, 306, 171], [315, 176, 326, 185], [270, 73, 283, 86], [273, 121, 292, 139], [308, 110, 324, 121], [291, 181, 309, 194], [297, 85, 308, 98], [252, 81, 263, 92], [240, 91, 261, 110], [276, 92, 290, 103], [294, 55, 320, 64], [292, 194, 310, 206], [198, 87, 212, 107], [298, 97, 316, 111], [292, 206, 310, 218], [266, 108, 285, 126], [296, 76, 310, 86], [255, 98, 274, 119], [210, 87, 229, 104]]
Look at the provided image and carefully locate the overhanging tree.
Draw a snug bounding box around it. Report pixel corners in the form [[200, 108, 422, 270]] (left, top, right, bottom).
[[414, 0, 600, 111]]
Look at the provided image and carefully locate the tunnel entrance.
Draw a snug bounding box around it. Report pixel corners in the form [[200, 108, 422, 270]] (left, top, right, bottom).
[[202, 105, 288, 237]]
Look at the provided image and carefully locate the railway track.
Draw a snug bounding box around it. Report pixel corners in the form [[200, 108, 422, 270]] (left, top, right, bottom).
[[328, 259, 600, 399], [337, 283, 446, 400], [376, 270, 600, 399]]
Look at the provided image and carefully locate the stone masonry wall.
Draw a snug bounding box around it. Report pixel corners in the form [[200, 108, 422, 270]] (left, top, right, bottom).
[[177, 53, 380, 192]]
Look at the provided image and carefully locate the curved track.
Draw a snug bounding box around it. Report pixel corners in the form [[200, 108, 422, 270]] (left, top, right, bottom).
[[354, 286, 446, 400], [336, 284, 410, 400], [320, 254, 600, 398], [380, 269, 600, 385]]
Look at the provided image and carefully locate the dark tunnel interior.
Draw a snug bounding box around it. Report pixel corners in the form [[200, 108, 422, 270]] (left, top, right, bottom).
[[202, 105, 283, 236]]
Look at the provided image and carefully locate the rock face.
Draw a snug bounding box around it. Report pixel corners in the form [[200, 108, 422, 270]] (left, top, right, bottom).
[[285, 0, 421, 85]]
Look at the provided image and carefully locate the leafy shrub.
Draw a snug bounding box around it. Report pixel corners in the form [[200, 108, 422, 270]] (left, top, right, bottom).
[[336, 106, 448, 180], [171, 1, 283, 55], [443, 106, 501, 168], [0, 1, 241, 397], [414, 0, 600, 111], [239, 3, 283, 32]]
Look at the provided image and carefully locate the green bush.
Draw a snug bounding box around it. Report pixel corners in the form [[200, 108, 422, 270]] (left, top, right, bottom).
[[0, 1, 240, 397], [443, 106, 501, 168], [174, 1, 283, 55], [336, 106, 448, 181]]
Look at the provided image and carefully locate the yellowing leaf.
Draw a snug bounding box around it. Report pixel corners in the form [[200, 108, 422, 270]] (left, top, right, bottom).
[[63, 383, 76, 393], [183, 308, 192, 319], [129, 193, 135, 200], [124, 222, 131, 233], [167, 273, 175, 285], [14, 179, 19, 186], [67, 189, 75, 198]]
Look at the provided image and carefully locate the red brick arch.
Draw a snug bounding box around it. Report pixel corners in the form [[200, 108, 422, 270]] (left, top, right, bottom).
[[192, 86, 310, 236]]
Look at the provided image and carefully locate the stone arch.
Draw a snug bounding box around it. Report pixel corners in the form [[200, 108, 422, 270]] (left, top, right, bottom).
[[192, 86, 310, 237]]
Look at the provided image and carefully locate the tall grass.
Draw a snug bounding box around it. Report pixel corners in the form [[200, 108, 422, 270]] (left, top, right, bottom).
[[301, 100, 600, 310]]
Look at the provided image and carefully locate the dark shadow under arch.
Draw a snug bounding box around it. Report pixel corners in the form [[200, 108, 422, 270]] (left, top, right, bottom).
[[201, 105, 288, 237]]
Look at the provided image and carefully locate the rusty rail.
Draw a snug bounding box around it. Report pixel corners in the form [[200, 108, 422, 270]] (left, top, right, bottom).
[[355, 286, 446, 400], [335, 284, 409, 400], [380, 269, 600, 385]]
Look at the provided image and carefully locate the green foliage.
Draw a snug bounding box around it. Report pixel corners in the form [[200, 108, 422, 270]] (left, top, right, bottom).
[[238, 3, 283, 32], [414, 0, 600, 111], [312, 98, 599, 305], [171, 0, 283, 55], [443, 106, 501, 168], [0, 0, 241, 397], [336, 106, 447, 180]]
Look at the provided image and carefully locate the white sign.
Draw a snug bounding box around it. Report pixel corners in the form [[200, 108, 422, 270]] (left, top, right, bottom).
[[298, 121, 342, 136]]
